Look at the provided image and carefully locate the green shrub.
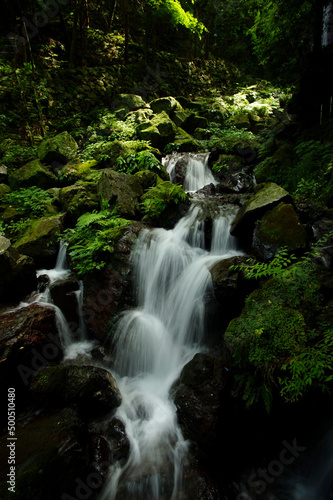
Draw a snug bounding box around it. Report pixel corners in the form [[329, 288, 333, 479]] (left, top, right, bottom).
[[0, 187, 53, 217], [61, 210, 130, 275], [116, 151, 164, 176], [141, 181, 187, 218]]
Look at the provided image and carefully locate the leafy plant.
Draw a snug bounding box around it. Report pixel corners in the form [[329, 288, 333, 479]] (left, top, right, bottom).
[[116, 151, 163, 175], [141, 181, 187, 218], [230, 247, 297, 279], [61, 209, 130, 275], [0, 187, 53, 217], [279, 324, 333, 403]]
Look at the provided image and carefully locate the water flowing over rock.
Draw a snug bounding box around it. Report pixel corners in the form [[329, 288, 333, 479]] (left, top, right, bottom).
[[99, 155, 242, 500], [163, 152, 217, 192]]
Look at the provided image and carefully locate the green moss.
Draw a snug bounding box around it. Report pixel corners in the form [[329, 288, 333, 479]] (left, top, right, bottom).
[[8, 160, 58, 191]]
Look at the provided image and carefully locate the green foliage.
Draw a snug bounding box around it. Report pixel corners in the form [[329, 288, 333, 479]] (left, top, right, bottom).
[[231, 247, 297, 279], [0, 140, 38, 170], [116, 151, 163, 175], [141, 181, 187, 218], [0, 187, 53, 217], [206, 125, 259, 152], [226, 236, 333, 411], [279, 324, 333, 403], [61, 210, 130, 275]]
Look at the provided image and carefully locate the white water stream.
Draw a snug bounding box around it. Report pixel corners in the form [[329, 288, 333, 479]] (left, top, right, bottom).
[[163, 152, 217, 192], [100, 157, 242, 499]]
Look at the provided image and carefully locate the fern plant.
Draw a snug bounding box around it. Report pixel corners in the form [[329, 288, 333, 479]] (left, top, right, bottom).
[[61, 210, 130, 275], [0, 187, 53, 217], [141, 181, 187, 218]]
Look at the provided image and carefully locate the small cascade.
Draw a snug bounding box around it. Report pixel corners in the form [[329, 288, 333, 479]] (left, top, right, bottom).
[[163, 152, 217, 192], [100, 158, 242, 499], [23, 241, 93, 357]]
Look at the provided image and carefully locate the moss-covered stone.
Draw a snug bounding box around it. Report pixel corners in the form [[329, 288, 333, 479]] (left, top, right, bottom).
[[136, 111, 176, 150], [0, 183, 11, 197], [8, 159, 58, 191], [97, 169, 144, 218], [182, 114, 208, 134], [38, 131, 78, 165], [150, 96, 182, 116], [230, 182, 292, 240], [13, 214, 65, 267], [0, 164, 8, 183], [253, 203, 308, 259], [111, 93, 146, 113], [59, 183, 99, 222]]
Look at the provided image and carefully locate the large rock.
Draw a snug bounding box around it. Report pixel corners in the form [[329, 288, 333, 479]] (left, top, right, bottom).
[[149, 96, 182, 116], [182, 113, 208, 134], [59, 182, 99, 223], [252, 203, 308, 259], [209, 256, 257, 332], [0, 407, 106, 500], [13, 214, 65, 268], [38, 131, 78, 165], [111, 93, 146, 113], [0, 303, 62, 398], [230, 182, 292, 242], [83, 222, 143, 342], [31, 365, 122, 417], [97, 169, 144, 218], [49, 275, 81, 325], [0, 236, 37, 301], [0, 183, 11, 197], [136, 111, 176, 150], [8, 159, 58, 190], [172, 353, 228, 450]]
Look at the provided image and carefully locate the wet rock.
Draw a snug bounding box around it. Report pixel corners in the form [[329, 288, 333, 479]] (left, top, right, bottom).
[[31, 365, 122, 417], [49, 275, 80, 324], [209, 255, 257, 332], [83, 222, 143, 342], [105, 417, 130, 466], [0, 235, 37, 302], [182, 113, 208, 134], [13, 214, 65, 268], [0, 407, 98, 500], [172, 353, 228, 450], [230, 182, 292, 244], [0, 303, 62, 409], [252, 203, 308, 260], [38, 131, 78, 165], [8, 159, 58, 190]]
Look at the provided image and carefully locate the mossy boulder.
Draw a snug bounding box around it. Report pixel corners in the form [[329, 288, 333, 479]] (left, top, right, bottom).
[[230, 182, 292, 242], [254, 143, 295, 184], [111, 93, 146, 113], [59, 183, 99, 222], [13, 214, 65, 267], [8, 159, 58, 190], [171, 128, 201, 152], [149, 96, 182, 116], [38, 131, 78, 165], [97, 169, 144, 218], [57, 159, 99, 185], [0, 236, 37, 301], [253, 203, 308, 259], [182, 114, 208, 134], [0, 183, 11, 197], [31, 365, 122, 417], [136, 111, 176, 150], [86, 139, 155, 167]]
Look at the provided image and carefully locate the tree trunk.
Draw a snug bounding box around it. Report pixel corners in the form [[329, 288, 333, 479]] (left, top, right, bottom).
[[69, 0, 79, 68], [107, 0, 117, 32]]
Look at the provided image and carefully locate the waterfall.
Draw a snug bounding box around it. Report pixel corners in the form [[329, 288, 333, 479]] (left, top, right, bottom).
[[163, 152, 217, 192], [100, 155, 241, 500], [19, 241, 94, 358]]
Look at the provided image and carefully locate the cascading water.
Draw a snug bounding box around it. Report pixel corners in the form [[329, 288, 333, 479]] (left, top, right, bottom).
[[163, 152, 217, 192], [100, 155, 242, 499], [20, 241, 93, 358]]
